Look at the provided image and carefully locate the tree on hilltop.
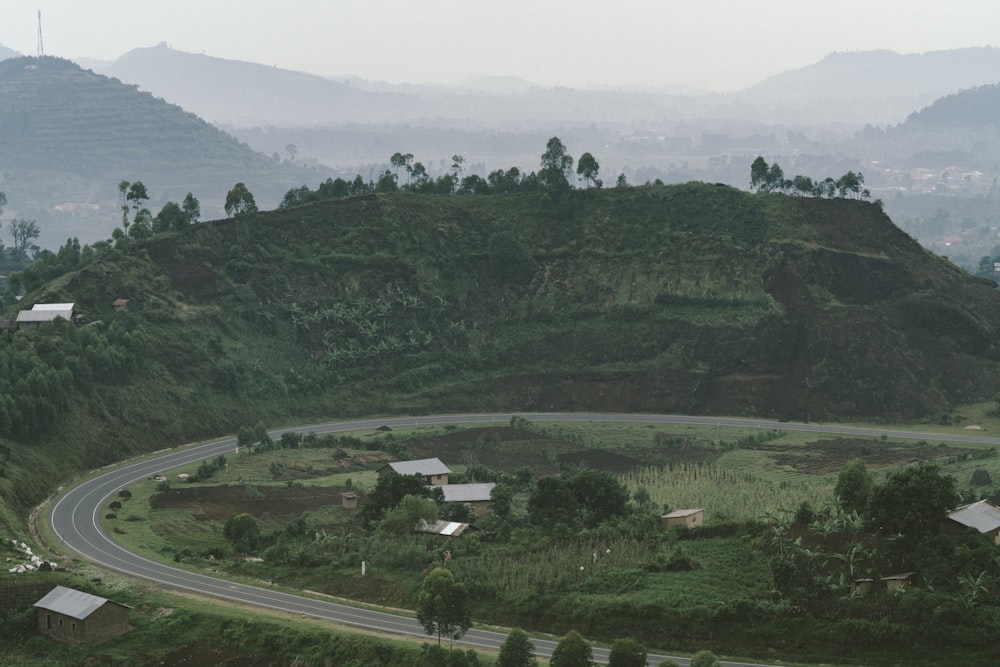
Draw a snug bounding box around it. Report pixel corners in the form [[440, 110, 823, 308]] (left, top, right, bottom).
[[225, 182, 258, 219], [390, 152, 414, 185], [539, 137, 574, 194], [576, 152, 601, 188], [182, 193, 201, 224], [9, 218, 40, 261]]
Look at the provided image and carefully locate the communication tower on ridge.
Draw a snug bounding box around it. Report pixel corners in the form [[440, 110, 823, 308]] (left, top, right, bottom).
[[37, 10, 44, 57]]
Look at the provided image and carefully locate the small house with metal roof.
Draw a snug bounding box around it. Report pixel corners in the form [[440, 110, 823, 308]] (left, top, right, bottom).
[[660, 508, 705, 531], [415, 519, 473, 538], [434, 482, 496, 517], [16, 303, 76, 331], [378, 457, 451, 485], [34, 585, 131, 644], [945, 499, 1000, 544]]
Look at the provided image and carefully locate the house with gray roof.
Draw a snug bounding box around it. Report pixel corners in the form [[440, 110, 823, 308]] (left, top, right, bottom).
[[660, 508, 705, 531], [434, 482, 496, 517], [946, 499, 1000, 544], [16, 303, 76, 331], [34, 585, 131, 644], [378, 457, 450, 485]]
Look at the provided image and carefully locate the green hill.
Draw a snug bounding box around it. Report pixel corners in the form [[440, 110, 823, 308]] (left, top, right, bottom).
[[2, 184, 1000, 534], [0, 56, 318, 247]]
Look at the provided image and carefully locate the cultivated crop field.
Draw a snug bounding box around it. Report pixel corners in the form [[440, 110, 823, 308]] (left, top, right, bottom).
[[91, 416, 1000, 666], [111, 417, 1000, 564]]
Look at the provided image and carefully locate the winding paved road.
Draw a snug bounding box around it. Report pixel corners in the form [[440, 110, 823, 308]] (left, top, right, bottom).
[[47, 412, 1000, 665]]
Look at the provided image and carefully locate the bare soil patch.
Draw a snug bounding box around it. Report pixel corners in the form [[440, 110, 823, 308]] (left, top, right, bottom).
[[755, 438, 967, 474], [402, 426, 569, 476], [403, 425, 710, 474], [153, 485, 347, 522]]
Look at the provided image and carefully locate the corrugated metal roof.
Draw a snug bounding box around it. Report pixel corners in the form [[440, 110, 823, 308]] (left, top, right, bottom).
[[436, 483, 495, 503], [34, 586, 112, 620], [662, 508, 704, 518], [948, 500, 1000, 533], [385, 457, 451, 477], [440, 521, 464, 536], [32, 303, 75, 311], [16, 309, 72, 322], [415, 519, 470, 537]]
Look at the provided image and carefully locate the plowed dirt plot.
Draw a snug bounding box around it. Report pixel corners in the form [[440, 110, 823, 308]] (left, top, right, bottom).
[[153, 485, 346, 522], [402, 426, 656, 475], [758, 438, 968, 474]]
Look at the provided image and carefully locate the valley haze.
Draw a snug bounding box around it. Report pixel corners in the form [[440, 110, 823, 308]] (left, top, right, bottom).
[[3, 0, 1000, 91]]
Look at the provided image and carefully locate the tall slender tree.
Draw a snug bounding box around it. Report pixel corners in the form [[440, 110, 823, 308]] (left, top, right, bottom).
[[225, 182, 258, 219], [576, 152, 601, 188], [539, 137, 574, 194]]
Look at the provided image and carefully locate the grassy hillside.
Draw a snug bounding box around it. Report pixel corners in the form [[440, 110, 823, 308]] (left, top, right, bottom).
[[0, 55, 318, 247], [2, 184, 1000, 533]]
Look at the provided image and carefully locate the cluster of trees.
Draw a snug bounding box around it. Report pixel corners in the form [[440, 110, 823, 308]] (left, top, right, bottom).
[[835, 458, 959, 541], [0, 192, 42, 273], [416, 568, 714, 666], [767, 458, 981, 616], [279, 138, 613, 209], [113, 180, 202, 242], [0, 316, 150, 439], [495, 627, 721, 666], [750, 157, 871, 200]]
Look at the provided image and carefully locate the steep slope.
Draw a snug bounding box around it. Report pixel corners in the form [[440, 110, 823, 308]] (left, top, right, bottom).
[[0, 56, 318, 247], [3, 185, 1000, 531]]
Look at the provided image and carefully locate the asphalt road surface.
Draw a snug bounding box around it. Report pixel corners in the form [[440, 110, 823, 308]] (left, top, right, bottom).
[[48, 412, 1000, 665]]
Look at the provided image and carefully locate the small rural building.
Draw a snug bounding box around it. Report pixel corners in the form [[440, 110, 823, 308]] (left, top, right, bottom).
[[112, 298, 129, 312], [16, 303, 77, 331], [434, 483, 496, 517], [340, 491, 358, 509], [660, 508, 705, 531], [415, 519, 473, 538], [945, 499, 1000, 545], [34, 585, 131, 644], [378, 457, 450, 485], [850, 578, 875, 597], [881, 572, 916, 593]]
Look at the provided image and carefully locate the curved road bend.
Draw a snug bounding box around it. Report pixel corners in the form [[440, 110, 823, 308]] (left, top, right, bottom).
[[48, 412, 1000, 666]]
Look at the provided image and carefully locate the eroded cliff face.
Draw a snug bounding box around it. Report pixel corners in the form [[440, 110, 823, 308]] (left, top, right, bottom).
[[488, 196, 1000, 421]]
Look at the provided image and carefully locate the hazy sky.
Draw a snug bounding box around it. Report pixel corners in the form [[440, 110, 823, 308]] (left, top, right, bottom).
[[3, 0, 999, 91]]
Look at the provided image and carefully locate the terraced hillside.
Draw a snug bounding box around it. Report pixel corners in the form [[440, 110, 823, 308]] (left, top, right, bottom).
[[0, 56, 316, 246]]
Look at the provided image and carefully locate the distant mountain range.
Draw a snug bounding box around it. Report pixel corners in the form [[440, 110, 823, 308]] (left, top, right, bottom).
[[739, 47, 1000, 123], [88, 44, 1000, 130], [0, 56, 321, 247], [4, 43, 999, 132]]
